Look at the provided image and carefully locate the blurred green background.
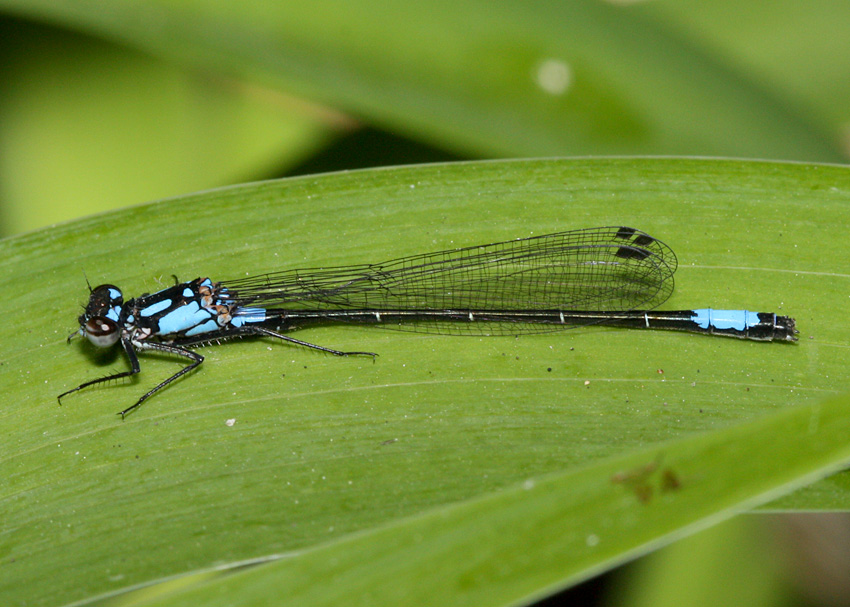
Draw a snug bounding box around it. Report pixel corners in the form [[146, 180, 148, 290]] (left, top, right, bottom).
[[2, 1, 849, 606], [1, 1, 849, 237]]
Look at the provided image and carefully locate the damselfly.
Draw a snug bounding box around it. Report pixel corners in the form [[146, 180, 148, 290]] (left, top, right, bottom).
[[59, 226, 797, 416]]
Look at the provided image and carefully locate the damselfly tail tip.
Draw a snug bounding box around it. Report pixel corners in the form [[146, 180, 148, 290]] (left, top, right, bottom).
[[776, 316, 798, 342]]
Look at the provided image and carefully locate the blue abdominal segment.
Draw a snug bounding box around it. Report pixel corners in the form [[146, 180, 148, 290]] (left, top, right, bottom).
[[690, 309, 759, 331], [231, 307, 267, 328]]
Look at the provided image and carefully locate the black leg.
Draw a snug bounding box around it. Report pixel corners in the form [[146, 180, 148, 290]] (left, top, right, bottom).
[[60, 326, 375, 418], [57, 338, 205, 418], [249, 326, 377, 358], [117, 341, 204, 418], [176, 325, 378, 358], [58, 338, 142, 402]]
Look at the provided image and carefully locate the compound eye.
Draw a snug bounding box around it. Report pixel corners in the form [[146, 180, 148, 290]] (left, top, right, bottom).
[[84, 316, 120, 347]]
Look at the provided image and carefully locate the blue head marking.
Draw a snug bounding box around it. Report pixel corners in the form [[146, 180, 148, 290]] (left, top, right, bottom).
[[105, 306, 121, 323]]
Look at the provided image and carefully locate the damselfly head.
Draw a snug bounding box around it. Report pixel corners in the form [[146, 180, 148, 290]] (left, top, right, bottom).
[[78, 284, 124, 348]]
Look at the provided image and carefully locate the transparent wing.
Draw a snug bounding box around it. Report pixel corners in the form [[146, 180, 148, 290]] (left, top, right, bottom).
[[220, 227, 676, 335]]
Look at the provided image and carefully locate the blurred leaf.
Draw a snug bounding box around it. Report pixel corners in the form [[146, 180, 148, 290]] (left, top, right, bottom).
[[608, 517, 790, 607], [645, 0, 850, 137], [4, 2, 849, 236], [1, 158, 849, 605], [0, 0, 842, 161], [0, 17, 341, 234]]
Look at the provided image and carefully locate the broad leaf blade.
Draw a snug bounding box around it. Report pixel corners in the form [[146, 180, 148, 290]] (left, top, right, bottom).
[[1, 158, 847, 606], [105, 392, 850, 607]]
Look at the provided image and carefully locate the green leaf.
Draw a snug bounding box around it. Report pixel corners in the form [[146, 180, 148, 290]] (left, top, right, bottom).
[[1, 158, 848, 605], [102, 391, 850, 607]]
